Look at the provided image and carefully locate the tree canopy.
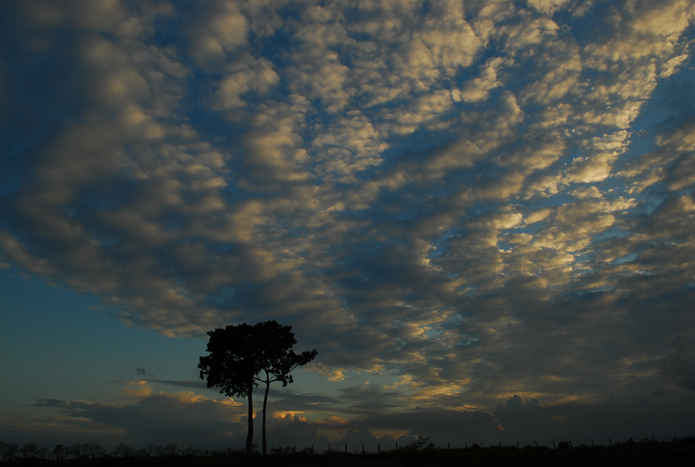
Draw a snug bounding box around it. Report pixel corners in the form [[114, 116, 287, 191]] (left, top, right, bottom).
[[199, 321, 317, 455]]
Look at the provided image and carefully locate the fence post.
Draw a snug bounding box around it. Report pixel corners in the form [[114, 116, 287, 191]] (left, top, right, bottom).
[[377, 443, 380, 454], [345, 443, 347, 454], [361, 443, 365, 455]]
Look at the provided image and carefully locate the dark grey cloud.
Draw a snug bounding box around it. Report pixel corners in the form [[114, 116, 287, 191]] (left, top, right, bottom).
[[22, 391, 246, 450], [358, 408, 500, 447], [31, 399, 71, 408], [335, 385, 408, 414], [6, 385, 695, 451], [143, 379, 208, 390], [264, 389, 339, 413], [493, 392, 695, 447]]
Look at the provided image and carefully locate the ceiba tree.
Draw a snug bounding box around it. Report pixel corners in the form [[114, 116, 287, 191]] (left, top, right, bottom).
[[198, 321, 318, 456]]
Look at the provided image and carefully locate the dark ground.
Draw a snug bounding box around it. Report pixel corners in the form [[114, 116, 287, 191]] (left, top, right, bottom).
[[5, 438, 695, 467]]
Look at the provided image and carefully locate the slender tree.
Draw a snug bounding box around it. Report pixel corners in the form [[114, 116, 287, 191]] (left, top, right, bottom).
[[199, 321, 317, 456]]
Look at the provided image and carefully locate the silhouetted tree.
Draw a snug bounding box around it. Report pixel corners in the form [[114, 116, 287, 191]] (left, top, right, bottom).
[[0, 442, 19, 461], [161, 443, 179, 456], [19, 442, 39, 458], [199, 320, 317, 456], [52, 445, 68, 461], [113, 442, 134, 458]]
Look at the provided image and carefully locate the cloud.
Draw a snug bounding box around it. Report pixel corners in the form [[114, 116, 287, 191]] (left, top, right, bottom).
[[493, 393, 695, 445], [10, 389, 246, 449], [215, 56, 280, 110], [187, 1, 248, 64], [2, 0, 695, 447], [142, 379, 208, 390], [457, 57, 505, 103], [308, 363, 346, 382], [5, 382, 695, 451], [527, 0, 573, 16]]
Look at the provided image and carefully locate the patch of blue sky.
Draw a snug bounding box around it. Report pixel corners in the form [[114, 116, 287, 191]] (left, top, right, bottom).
[[382, 127, 461, 162], [447, 164, 503, 188], [74, 176, 140, 210], [427, 228, 457, 260], [334, 249, 406, 285], [221, 179, 283, 204], [360, 198, 429, 227], [618, 130, 658, 167], [591, 226, 631, 242], [1, 87, 88, 201], [184, 98, 247, 143], [91, 235, 120, 250], [422, 326, 445, 341], [0, 268, 204, 407], [450, 43, 495, 81], [573, 287, 615, 300], [494, 241, 516, 254], [255, 25, 296, 60], [204, 289, 236, 308], [522, 189, 577, 209], [0, 157, 29, 198], [619, 57, 695, 157], [561, 2, 623, 48], [612, 252, 637, 265], [629, 189, 671, 216], [5, 42, 89, 125]]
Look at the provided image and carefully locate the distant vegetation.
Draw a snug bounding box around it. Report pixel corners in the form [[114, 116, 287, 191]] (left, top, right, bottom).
[[2, 436, 695, 466]]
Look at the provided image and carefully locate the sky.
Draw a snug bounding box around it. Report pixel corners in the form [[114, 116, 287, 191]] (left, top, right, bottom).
[[1, 0, 695, 453]]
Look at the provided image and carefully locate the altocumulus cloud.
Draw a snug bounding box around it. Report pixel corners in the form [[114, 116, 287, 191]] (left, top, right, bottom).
[[2, 0, 695, 448]]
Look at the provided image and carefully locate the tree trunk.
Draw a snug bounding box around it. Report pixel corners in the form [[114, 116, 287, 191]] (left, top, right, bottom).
[[246, 381, 254, 456], [262, 379, 270, 456]]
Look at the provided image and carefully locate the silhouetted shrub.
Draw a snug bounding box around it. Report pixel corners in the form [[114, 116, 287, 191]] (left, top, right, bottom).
[[1, 441, 20, 461]]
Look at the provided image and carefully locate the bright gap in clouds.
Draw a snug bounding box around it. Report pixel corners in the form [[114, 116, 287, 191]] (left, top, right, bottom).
[[1, 0, 695, 451]]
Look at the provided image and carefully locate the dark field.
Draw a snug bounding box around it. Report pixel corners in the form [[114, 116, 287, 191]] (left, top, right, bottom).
[[3, 438, 695, 467]]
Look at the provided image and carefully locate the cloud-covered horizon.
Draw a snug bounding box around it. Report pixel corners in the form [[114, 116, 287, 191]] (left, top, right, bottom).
[[3, 380, 694, 450], [2, 0, 695, 449]]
